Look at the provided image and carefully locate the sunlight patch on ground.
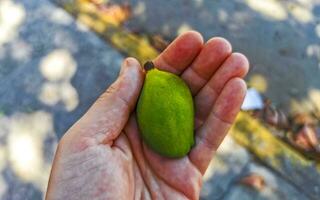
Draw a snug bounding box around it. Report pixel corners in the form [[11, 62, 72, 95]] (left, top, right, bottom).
[[6, 111, 57, 194], [246, 0, 315, 24], [8, 132, 42, 181], [0, 0, 26, 45], [60, 82, 79, 111], [218, 136, 248, 159], [202, 137, 235, 182], [296, 0, 314, 7], [218, 9, 228, 23], [39, 82, 79, 111], [39, 49, 79, 111], [245, 0, 287, 21], [50, 8, 73, 25], [316, 24, 320, 38], [177, 23, 193, 35], [248, 74, 268, 93], [39, 82, 61, 106], [0, 146, 7, 172], [290, 89, 320, 114], [306, 44, 320, 61], [194, 0, 203, 8], [290, 98, 315, 114], [76, 19, 90, 32], [0, 174, 7, 199], [203, 156, 227, 182], [9, 39, 32, 62], [203, 135, 249, 182], [309, 89, 320, 112], [289, 4, 313, 23], [216, 135, 250, 172], [133, 1, 145, 15], [0, 46, 5, 59], [162, 24, 170, 35], [40, 49, 76, 81]]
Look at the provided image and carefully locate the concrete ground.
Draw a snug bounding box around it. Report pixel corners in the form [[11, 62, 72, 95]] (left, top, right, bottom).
[[115, 0, 320, 114], [0, 0, 123, 198], [0, 0, 318, 199]]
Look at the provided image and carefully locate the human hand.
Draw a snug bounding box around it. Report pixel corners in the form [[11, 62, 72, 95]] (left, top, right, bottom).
[[46, 31, 249, 200]]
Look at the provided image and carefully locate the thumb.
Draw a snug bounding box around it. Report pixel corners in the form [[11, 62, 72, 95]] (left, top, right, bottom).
[[66, 57, 144, 146]]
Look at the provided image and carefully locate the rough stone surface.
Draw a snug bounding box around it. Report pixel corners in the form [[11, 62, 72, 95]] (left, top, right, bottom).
[[224, 163, 311, 200], [0, 0, 124, 199], [201, 135, 250, 200], [1, 0, 319, 199], [0, 0, 124, 137], [110, 0, 320, 113], [233, 112, 320, 199]]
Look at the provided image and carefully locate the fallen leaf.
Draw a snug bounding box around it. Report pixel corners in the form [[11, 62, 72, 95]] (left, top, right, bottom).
[[303, 125, 319, 148], [240, 173, 265, 191], [264, 105, 278, 126], [293, 125, 319, 151], [88, 0, 106, 5], [292, 113, 316, 125], [277, 110, 289, 129], [262, 102, 289, 130], [150, 35, 169, 52], [97, 3, 131, 26]]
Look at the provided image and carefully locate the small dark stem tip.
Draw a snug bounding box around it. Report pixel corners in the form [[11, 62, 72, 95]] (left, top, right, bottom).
[[144, 61, 155, 71]]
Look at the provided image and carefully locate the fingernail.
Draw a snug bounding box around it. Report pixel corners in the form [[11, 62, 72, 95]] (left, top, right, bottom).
[[119, 60, 128, 75], [120, 58, 137, 75]]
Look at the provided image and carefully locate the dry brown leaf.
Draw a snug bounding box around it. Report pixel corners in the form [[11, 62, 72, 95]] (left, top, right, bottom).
[[264, 105, 278, 126], [303, 125, 319, 148], [292, 113, 316, 125], [150, 35, 169, 52], [97, 4, 131, 25], [240, 173, 265, 191], [88, 0, 106, 5], [277, 110, 289, 129], [293, 131, 313, 151], [293, 125, 319, 151]]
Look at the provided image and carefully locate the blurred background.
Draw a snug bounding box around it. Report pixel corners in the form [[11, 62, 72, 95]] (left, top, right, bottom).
[[0, 0, 320, 199]]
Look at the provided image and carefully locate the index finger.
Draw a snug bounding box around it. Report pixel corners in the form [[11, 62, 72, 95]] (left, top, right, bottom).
[[153, 31, 203, 74]]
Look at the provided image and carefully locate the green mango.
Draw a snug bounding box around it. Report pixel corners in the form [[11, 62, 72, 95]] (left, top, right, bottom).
[[137, 62, 194, 158]]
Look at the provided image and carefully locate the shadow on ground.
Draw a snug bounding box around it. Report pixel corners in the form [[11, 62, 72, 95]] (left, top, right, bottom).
[[0, 0, 123, 199], [110, 0, 320, 114], [0, 0, 319, 199]]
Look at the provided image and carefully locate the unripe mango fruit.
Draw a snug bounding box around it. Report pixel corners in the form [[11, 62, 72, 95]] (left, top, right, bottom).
[[137, 63, 194, 158]]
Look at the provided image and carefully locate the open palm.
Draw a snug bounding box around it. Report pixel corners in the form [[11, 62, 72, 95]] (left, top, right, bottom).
[[46, 31, 249, 200]]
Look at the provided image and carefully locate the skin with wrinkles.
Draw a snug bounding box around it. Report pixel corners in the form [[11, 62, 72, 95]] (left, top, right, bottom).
[[46, 31, 249, 200]]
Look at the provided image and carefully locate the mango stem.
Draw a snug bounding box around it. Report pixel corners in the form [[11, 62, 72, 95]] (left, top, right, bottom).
[[144, 61, 155, 71]]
